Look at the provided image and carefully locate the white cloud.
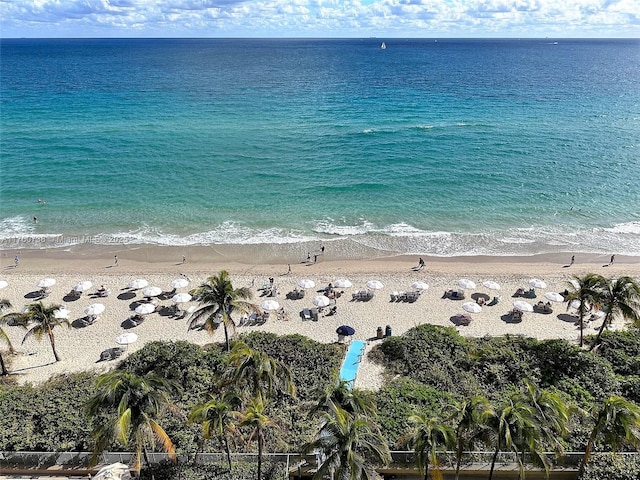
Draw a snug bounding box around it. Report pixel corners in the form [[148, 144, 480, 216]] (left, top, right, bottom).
[[0, 0, 638, 37]]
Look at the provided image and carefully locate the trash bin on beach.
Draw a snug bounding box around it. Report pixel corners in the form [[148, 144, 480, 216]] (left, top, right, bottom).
[[385, 325, 392, 337], [376, 326, 383, 339]]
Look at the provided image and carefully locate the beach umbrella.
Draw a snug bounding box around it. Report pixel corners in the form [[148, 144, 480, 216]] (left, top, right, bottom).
[[334, 279, 352, 288], [570, 299, 591, 311], [142, 286, 162, 298], [116, 332, 138, 349], [366, 280, 384, 290], [313, 295, 331, 308], [458, 279, 476, 290], [513, 301, 534, 313], [529, 278, 547, 289], [261, 299, 280, 311], [336, 325, 356, 336], [135, 303, 156, 315], [186, 305, 197, 314], [411, 281, 429, 291], [463, 302, 482, 314], [37, 278, 56, 288], [172, 293, 192, 304], [0, 280, 8, 290], [85, 303, 106, 316], [545, 292, 564, 303], [170, 278, 189, 289], [53, 307, 69, 319], [297, 279, 316, 289], [73, 280, 93, 292], [569, 279, 580, 289], [128, 279, 148, 290], [482, 280, 501, 290], [93, 462, 131, 480]]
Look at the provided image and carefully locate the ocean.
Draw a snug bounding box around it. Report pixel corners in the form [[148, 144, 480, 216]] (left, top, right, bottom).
[[1, 38, 639, 257]]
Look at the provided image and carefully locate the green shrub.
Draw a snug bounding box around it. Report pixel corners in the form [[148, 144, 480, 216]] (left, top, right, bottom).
[[596, 330, 640, 376], [579, 453, 640, 480]]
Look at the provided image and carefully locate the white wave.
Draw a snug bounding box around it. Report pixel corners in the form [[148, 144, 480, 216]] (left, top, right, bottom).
[[603, 221, 640, 235], [0, 216, 35, 237]]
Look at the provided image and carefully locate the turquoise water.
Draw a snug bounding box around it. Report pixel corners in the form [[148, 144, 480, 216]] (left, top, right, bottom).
[[339, 340, 367, 386], [1, 38, 639, 255]]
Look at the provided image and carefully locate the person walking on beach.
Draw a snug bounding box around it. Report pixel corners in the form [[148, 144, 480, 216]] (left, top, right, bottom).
[[418, 257, 425, 270], [314, 255, 318, 264], [570, 255, 575, 266], [114, 255, 118, 266], [609, 254, 615, 266], [14, 256, 19, 268], [182, 255, 186, 264]]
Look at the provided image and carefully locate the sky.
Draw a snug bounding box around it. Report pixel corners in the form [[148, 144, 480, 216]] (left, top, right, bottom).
[[1, 0, 639, 38]]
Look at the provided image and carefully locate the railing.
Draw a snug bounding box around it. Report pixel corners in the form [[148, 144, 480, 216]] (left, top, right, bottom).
[[2, 450, 639, 472]]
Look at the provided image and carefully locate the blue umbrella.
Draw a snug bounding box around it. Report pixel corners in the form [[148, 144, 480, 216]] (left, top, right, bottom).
[[336, 325, 355, 336]]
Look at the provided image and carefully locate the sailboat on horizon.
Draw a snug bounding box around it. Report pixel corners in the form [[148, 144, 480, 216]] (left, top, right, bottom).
[[380, 41, 386, 50]]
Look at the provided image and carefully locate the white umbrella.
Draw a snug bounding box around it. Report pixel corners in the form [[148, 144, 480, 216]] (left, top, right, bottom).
[[313, 295, 331, 307], [170, 278, 189, 289], [85, 303, 106, 316], [334, 279, 352, 288], [411, 281, 429, 291], [513, 301, 534, 313], [570, 299, 591, 311], [297, 279, 316, 289], [569, 279, 580, 289], [529, 278, 547, 289], [93, 462, 131, 480], [135, 303, 156, 315], [0, 280, 8, 290], [53, 307, 69, 319], [142, 286, 162, 298], [37, 278, 56, 288], [463, 302, 482, 314], [482, 280, 501, 290], [186, 305, 197, 314], [172, 293, 192, 304], [73, 280, 93, 292], [261, 299, 280, 311], [545, 292, 564, 303], [458, 279, 476, 290], [128, 279, 148, 290], [366, 280, 384, 290], [116, 332, 138, 346]]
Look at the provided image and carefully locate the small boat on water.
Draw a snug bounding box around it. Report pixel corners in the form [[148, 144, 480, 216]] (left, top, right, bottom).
[[380, 42, 386, 50]]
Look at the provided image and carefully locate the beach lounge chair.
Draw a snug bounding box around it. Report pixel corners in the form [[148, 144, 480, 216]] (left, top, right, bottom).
[[405, 291, 420, 303], [487, 296, 500, 306], [311, 308, 319, 322], [443, 289, 465, 300], [452, 313, 472, 326], [300, 308, 312, 321]]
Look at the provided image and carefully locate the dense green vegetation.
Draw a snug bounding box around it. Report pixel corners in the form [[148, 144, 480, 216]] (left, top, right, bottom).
[[1, 271, 639, 479]]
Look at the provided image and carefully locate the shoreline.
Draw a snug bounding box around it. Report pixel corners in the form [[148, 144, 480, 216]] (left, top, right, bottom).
[[0, 246, 638, 388]]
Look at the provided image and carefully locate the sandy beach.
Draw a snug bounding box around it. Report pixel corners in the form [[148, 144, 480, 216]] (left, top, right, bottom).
[[1, 247, 638, 389]]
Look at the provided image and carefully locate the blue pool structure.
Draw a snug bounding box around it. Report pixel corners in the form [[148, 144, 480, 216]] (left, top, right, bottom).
[[339, 340, 367, 387]]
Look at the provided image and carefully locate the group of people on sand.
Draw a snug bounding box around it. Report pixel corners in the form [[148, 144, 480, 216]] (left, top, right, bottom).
[[305, 245, 326, 264]]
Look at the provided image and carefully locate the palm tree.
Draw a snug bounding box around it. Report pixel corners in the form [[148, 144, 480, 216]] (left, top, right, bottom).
[[0, 299, 15, 375], [5, 301, 69, 362], [228, 341, 296, 403], [516, 380, 572, 478], [188, 270, 257, 352], [578, 395, 640, 476], [589, 276, 640, 351], [312, 380, 377, 418], [86, 370, 182, 475], [564, 274, 604, 347], [236, 398, 274, 480], [303, 402, 391, 480], [486, 393, 536, 480], [189, 392, 240, 471], [446, 395, 494, 480], [408, 413, 454, 480]]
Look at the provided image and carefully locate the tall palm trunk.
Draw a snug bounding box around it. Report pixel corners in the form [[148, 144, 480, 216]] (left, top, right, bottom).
[[577, 431, 597, 477], [0, 354, 8, 375], [257, 428, 263, 480], [589, 311, 613, 351], [488, 440, 501, 480], [143, 445, 156, 480], [224, 432, 232, 471], [454, 438, 463, 480], [47, 327, 60, 362], [423, 462, 429, 480], [578, 311, 585, 347]]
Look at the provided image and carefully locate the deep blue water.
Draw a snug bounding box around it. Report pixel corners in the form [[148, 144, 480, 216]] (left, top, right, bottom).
[[1, 38, 639, 256]]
